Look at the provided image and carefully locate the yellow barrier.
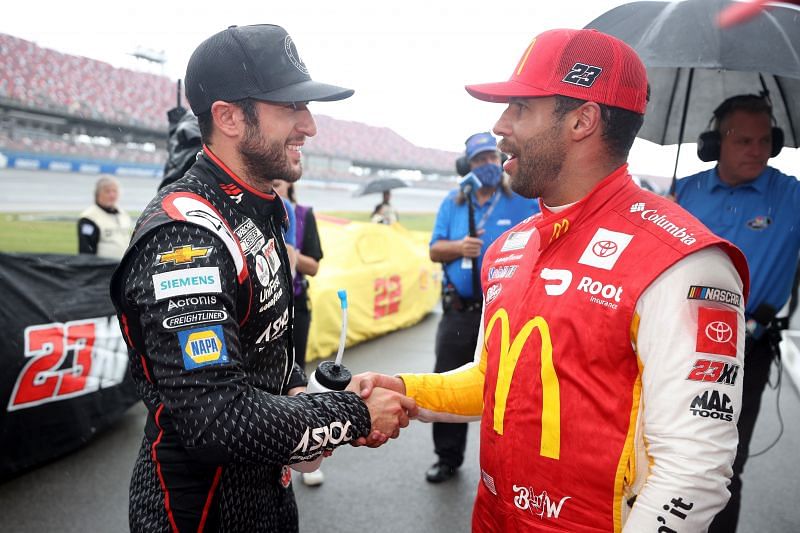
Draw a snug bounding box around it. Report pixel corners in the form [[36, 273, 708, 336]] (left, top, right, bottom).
[[305, 215, 442, 361]]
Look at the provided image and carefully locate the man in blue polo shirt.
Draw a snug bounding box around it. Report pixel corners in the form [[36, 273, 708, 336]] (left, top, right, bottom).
[[675, 94, 800, 532], [425, 131, 538, 483]]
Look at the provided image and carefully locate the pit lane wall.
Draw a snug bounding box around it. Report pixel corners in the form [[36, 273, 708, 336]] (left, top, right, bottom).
[[305, 216, 441, 361], [0, 150, 162, 177]]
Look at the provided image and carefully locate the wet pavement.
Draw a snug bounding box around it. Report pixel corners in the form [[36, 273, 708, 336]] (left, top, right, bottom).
[[0, 168, 448, 214], [0, 310, 798, 532]]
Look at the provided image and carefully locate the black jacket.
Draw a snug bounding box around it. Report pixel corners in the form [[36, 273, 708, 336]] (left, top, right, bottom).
[[111, 149, 370, 532]]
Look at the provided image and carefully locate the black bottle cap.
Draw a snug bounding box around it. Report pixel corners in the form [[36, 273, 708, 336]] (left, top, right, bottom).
[[314, 361, 352, 391]]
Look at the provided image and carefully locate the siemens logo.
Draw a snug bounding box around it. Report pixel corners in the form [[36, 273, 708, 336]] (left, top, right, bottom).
[[153, 267, 222, 301], [160, 274, 216, 290]]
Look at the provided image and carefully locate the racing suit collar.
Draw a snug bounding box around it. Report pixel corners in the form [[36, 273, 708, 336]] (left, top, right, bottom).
[[534, 163, 632, 252], [198, 145, 289, 227]]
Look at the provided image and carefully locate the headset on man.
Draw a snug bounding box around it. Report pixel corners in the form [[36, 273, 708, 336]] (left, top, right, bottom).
[[696, 93, 784, 162]]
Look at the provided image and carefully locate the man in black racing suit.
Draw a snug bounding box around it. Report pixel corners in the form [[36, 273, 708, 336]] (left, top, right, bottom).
[[111, 24, 415, 532]]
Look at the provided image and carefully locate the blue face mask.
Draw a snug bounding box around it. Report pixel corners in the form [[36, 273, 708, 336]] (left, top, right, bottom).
[[471, 163, 503, 188]]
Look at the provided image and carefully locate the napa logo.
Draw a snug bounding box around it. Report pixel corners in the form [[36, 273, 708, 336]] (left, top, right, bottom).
[[177, 325, 229, 369]]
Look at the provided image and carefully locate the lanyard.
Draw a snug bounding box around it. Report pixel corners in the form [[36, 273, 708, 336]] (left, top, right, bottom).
[[473, 189, 501, 231]]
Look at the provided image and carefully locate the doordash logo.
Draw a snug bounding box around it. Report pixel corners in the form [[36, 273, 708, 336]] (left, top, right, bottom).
[[540, 268, 573, 296]]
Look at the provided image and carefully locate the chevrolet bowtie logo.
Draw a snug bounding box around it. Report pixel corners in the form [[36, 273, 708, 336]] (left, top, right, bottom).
[[157, 245, 212, 265]]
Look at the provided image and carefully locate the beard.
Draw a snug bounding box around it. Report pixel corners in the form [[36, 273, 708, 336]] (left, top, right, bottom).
[[238, 118, 302, 185], [505, 121, 565, 199]]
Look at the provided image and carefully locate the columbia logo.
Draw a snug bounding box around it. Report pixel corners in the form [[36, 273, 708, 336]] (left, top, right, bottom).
[[481, 470, 497, 495], [630, 202, 645, 213]]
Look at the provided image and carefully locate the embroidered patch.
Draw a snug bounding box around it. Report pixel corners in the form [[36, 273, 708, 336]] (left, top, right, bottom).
[[696, 307, 737, 357], [500, 230, 533, 252], [577, 228, 633, 271], [162, 309, 228, 330], [746, 216, 772, 230], [152, 267, 222, 301], [687, 286, 742, 308], [157, 245, 213, 265], [177, 325, 229, 369], [280, 465, 292, 488]]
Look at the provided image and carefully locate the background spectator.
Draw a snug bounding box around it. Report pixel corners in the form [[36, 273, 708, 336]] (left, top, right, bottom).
[[77, 175, 131, 259]]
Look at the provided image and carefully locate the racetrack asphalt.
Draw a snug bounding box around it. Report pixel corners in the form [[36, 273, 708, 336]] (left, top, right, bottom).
[[1, 309, 799, 532]]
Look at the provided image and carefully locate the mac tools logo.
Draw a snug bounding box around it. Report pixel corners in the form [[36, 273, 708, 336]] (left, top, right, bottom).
[[630, 202, 697, 245], [689, 390, 734, 421], [577, 228, 633, 270]]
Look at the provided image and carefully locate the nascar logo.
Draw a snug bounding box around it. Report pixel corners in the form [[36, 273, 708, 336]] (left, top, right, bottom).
[[687, 285, 742, 307]]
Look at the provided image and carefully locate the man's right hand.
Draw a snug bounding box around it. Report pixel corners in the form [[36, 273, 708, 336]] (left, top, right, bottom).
[[363, 387, 416, 438], [347, 372, 415, 447], [461, 235, 483, 258]]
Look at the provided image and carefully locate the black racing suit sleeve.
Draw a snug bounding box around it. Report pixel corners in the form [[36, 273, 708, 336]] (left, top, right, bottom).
[[122, 223, 371, 466], [77, 217, 99, 254]]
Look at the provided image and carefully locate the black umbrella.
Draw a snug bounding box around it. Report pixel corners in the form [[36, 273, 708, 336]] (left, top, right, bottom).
[[354, 177, 409, 197], [585, 0, 800, 183]]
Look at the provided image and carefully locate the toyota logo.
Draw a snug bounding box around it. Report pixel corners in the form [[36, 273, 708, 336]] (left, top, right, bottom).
[[706, 321, 733, 343], [592, 240, 618, 258]]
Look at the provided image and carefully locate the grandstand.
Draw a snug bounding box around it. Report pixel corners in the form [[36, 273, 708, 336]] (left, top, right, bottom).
[[0, 33, 459, 185]]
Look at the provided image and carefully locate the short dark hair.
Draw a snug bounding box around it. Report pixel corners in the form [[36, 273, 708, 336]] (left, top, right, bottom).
[[197, 98, 260, 145], [714, 94, 772, 129], [553, 95, 645, 160]]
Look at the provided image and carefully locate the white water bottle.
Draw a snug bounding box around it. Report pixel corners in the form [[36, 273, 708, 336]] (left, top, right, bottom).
[[291, 290, 351, 473]]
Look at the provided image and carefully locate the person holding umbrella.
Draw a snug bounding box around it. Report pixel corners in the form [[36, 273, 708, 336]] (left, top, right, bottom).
[[675, 93, 800, 532], [423, 131, 537, 483], [355, 28, 750, 531], [373, 190, 399, 224]]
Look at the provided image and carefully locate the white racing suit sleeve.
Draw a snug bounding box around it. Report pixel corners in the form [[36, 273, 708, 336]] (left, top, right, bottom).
[[623, 246, 745, 532]]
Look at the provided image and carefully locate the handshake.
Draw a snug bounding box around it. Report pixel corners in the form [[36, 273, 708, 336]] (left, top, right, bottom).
[[346, 372, 416, 448]]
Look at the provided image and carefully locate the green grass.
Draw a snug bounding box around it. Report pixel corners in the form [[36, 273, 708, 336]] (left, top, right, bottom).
[[0, 213, 80, 254], [0, 211, 437, 254], [319, 211, 436, 232]]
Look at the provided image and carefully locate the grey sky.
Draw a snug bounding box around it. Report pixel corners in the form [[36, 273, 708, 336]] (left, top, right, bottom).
[[1, 0, 797, 178]]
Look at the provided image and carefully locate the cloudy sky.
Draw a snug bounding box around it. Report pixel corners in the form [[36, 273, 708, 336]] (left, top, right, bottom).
[[1, 0, 797, 179]]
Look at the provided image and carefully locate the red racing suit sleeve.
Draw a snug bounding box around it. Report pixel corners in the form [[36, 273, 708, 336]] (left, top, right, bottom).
[[121, 224, 371, 467], [623, 246, 745, 531]]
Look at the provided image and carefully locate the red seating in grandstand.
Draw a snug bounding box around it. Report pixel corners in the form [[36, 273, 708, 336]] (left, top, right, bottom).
[[310, 115, 457, 173], [0, 32, 458, 173], [0, 33, 174, 130]]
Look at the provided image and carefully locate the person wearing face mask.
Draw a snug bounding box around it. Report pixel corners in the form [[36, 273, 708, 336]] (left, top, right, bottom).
[[424, 131, 538, 483]]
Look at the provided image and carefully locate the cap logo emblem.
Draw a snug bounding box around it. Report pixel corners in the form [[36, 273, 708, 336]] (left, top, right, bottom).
[[284, 36, 308, 74], [515, 38, 537, 76], [562, 63, 602, 87]]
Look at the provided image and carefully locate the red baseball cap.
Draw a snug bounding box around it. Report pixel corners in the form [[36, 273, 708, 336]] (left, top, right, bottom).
[[465, 28, 648, 114]]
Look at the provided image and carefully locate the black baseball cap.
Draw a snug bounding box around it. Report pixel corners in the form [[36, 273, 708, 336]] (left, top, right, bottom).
[[185, 24, 354, 115]]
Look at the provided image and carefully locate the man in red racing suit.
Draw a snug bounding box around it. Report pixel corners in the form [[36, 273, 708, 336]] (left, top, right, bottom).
[[356, 28, 748, 532]]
